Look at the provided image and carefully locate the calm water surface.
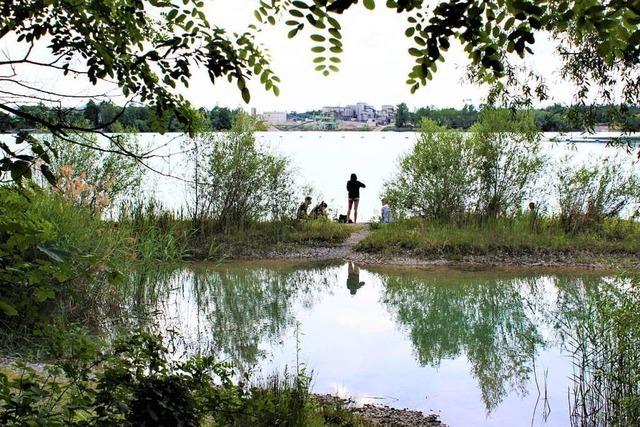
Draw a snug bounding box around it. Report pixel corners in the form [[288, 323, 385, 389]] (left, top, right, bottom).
[[123, 262, 612, 427]]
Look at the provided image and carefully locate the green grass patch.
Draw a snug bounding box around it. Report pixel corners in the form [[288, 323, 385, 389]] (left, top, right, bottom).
[[359, 217, 640, 257], [289, 220, 354, 244]]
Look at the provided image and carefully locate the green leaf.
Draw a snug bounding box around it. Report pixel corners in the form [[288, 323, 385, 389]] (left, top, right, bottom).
[[288, 28, 299, 38], [35, 287, 55, 303], [241, 88, 250, 103], [363, 0, 375, 10], [0, 300, 17, 317]]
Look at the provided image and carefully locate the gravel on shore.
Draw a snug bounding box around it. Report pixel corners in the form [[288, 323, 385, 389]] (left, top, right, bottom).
[[315, 394, 447, 426]]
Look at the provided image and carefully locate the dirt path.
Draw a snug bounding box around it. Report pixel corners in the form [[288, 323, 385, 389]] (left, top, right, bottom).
[[337, 224, 370, 257], [264, 224, 373, 262]]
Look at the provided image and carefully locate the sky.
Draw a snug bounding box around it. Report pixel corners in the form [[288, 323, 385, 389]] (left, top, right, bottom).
[[0, 0, 578, 112]]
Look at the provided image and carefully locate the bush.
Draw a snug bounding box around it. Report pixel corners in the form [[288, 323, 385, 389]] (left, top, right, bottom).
[[190, 114, 298, 234], [556, 159, 640, 233], [383, 119, 477, 221], [469, 109, 545, 219], [48, 133, 142, 212], [0, 185, 125, 325], [0, 329, 368, 426], [384, 110, 545, 222], [0, 330, 241, 426], [0, 184, 183, 331]]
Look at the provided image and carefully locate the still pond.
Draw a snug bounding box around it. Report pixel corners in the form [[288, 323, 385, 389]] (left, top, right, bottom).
[[120, 261, 613, 426]]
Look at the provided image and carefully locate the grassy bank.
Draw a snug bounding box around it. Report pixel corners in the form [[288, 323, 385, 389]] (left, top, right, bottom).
[[120, 202, 355, 260], [357, 218, 640, 263]]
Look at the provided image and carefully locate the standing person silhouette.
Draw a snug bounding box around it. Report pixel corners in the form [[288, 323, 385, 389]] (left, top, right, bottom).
[[346, 262, 365, 295], [346, 173, 366, 224]]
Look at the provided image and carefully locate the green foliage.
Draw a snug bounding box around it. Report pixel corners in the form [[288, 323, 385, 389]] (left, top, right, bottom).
[[565, 276, 640, 426], [117, 199, 187, 262], [469, 109, 545, 219], [0, 186, 73, 319], [0, 328, 368, 426], [0, 330, 243, 426], [49, 133, 143, 211], [0, 0, 278, 183], [194, 114, 298, 233], [556, 159, 640, 233], [383, 119, 476, 221], [0, 103, 243, 134], [0, 185, 184, 329], [357, 216, 640, 258], [411, 104, 479, 130], [394, 102, 410, 128], [384, 109, 544, 221], [258, 1, 640, 110], [1, 0, 278, 128], [291, 220, 354, 244]]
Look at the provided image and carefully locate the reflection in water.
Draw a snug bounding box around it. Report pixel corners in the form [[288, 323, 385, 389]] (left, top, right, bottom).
[[346, 262, 365, 295], [376, 272, 545, 413], [120, 263, 338, 369], [117, 262, 614, 424]]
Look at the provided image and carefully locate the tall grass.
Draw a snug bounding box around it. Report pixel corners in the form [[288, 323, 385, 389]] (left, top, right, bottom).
[[359, 217, 640, 257], [564, 278, 640, 426]]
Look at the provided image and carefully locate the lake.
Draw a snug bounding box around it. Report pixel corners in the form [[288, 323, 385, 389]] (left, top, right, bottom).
[[121, 261, 612, 426], [138, 131, 638, 221]]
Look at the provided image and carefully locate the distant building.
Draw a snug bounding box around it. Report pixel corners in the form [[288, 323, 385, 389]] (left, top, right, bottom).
[[343, 105, 357, 120], [381, 105, 395, 115], [262, 111, 287, 124], [356, 102, 375, 121], [322, 106, 345, 120], [377, 105, 396, 125]]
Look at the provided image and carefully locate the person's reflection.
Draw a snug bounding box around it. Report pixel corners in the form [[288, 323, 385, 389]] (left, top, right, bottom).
[[346, 262, 365, 295]]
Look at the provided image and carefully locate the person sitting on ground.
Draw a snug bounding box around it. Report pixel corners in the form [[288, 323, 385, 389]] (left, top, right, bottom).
[[311, 201, 328, 219], [296, 196, 312, 220], [381, 198, 393, 223]]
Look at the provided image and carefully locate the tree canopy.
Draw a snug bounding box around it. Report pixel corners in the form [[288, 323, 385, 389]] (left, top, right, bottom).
[[2, 0, 640, 183]]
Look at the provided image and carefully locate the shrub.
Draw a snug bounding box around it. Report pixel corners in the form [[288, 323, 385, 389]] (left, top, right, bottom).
[[556, 159, 640, 233], [0, 329, 367, 426], [383, 119, 477, 221], [48, 133, 142, 212], [0, 185, 125, 324], [469, 109, 545, 219], [191, 114, 298, 234]]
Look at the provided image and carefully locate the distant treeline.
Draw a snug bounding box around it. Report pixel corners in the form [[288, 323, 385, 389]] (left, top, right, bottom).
[[396, 103, 640, 132], [0, 101, 241, 133], [3, 102, 640, 133]]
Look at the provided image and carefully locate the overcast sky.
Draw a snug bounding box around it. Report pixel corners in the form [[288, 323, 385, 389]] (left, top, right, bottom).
[[1, 0, 578, 112]]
